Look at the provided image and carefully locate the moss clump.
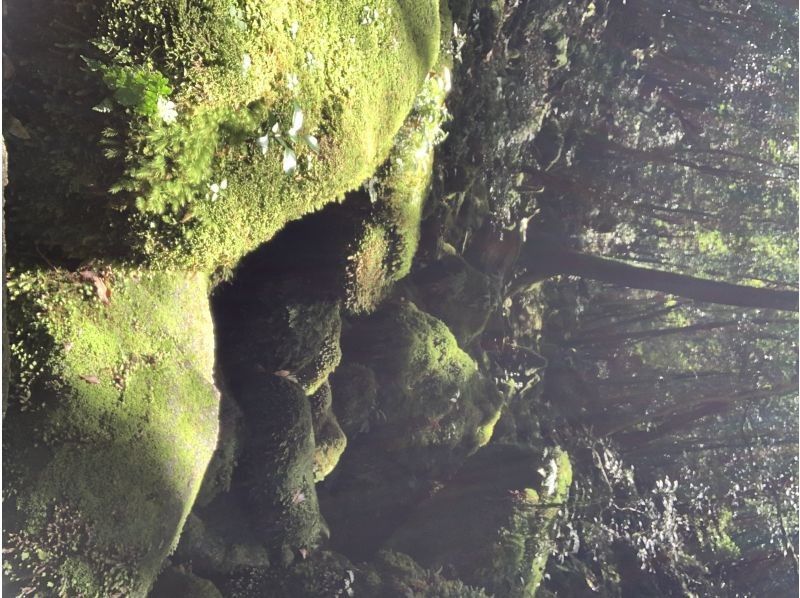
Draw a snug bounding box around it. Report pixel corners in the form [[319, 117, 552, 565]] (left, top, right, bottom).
[[345, 65, 452, 313], [387, 444, 573, 598], [342, 301, 503, 462], [5, 0, 441, 271], [309, 383, 347, 482], [3, 268, 219, 596]]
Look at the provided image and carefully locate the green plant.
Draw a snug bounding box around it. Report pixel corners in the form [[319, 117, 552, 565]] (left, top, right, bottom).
[[256, 104, 319, 174], [83, 56, 174, 120]]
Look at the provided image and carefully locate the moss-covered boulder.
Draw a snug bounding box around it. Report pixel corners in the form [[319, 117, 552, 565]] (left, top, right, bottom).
[[216, 276, 342, 398], [232, 374, 326, 564], [173, 510, 270, 578], [401, 251, 499, 347], [5, 0, 441, 271], [219, 549, 489, 597], [342, 301, 503, 463], [3, 269, 219, 596], [320, 301, 503, 556], [386, 444, 573, 597]]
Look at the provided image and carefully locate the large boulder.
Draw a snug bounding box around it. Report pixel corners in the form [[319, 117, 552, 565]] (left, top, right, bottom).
[[232, 374, 327, 565], [320, 301, 504, 556], [3, 270, 219, 596], [5, 0, 442, 271], [341, 301, 503, 463]]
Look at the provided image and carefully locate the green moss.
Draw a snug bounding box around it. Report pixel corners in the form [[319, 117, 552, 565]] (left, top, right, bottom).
[[474, 406, 504, 448], [4, 267, 219, 596], [345, 63, 452, 313], [342, 301, 503, 461], [6, 0, 441, 271], [309, 383, 347, 482], [235, 375, 325, 563], [386, 444, 572, 597]]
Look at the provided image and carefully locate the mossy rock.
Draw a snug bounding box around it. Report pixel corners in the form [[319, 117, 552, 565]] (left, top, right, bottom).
[[173, 512, 270, 578], [217, 276, 342, 398], [329, 362, 378, 437], [401, 251, 499, 347], [386, 444, 573, 597], [320, 302, 503, 558], [342, 301, 503, 464], [318, 446, 430, 560], [221, 550, 357, 597], [5, 0, 441, 271], [360, 550, 491, 597], [150, 566, 223, 598], [233, 375, 326, 563], [3, 268, 219, 596], [220, 548, 488, 597]]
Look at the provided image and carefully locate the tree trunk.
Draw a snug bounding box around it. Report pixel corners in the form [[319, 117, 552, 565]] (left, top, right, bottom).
[[515, 233, 798, 312]]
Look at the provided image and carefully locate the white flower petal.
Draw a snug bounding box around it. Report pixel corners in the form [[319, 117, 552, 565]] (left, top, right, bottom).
[[210, 183, 220, 193], [241, 53, 252, 74], [282, 148, 297, 173], [257, 134, 270, 154], [220, 179, 228, 190], [290, 106, 304, 135], [157, 97, 178, 124]]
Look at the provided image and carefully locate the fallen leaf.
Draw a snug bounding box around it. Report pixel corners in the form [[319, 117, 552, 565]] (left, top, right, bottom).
[[80, 375, 100, 384], [298, 547, 308, 560], [274, 369, 299, 382], [79, 270, 111, 305], [7, 116, 31, 140], [291, 490, 306, 505]]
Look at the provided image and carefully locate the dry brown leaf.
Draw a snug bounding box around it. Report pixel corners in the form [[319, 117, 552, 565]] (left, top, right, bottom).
[[79, 270, 111, 305], [80, 375, 100, 385]]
